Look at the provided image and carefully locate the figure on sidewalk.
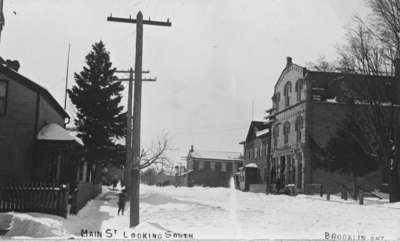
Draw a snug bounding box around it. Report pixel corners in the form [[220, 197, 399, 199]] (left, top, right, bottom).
[[117, 189, 126, 215]]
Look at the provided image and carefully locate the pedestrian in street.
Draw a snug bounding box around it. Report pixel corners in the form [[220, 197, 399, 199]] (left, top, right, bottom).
[[117, 189, 126, 215]]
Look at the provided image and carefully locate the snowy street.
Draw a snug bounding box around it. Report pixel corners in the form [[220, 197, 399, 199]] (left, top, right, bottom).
[[1, 184, 399, 240]]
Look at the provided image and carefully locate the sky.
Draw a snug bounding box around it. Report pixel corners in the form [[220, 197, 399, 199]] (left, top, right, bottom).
[[0, 0, 369, 165]]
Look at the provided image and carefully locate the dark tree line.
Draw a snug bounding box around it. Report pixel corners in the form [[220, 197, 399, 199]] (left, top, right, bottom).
[[307, 1, 400, 202]]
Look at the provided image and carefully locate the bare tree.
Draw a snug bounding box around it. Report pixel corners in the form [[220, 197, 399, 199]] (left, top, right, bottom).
[[336, 22, 393, 75], [323, 0, 400, 202], [305, 56, 339, 72], [122, 133, 170, 190], [335, 0, 400, 75], [139, 134, 170, 170]]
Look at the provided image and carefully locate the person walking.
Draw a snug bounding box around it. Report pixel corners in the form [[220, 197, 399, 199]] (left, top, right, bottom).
[[117, 189, 126, 215]]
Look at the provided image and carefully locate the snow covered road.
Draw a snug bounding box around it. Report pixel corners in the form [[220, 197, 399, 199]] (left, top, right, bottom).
[[1, 184, 399, 240]]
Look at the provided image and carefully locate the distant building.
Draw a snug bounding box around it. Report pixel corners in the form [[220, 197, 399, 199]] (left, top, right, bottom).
[[239, 120, 272, 191], [0, 59, 83, 186], [186, 146, 242, 187], [266, 56, 396, 193]]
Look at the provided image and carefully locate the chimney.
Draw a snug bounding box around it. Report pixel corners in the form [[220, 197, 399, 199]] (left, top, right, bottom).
[[6, 59, 20, 72], [286, 56, 292, 67], [190, 145, 194, 152], [394, 56, 400, 104]]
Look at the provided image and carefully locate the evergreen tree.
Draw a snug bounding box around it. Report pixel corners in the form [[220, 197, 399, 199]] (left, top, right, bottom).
[[310, 122, 379, 198], [68, 41, 126, 182], [325, 128, 379, 197]]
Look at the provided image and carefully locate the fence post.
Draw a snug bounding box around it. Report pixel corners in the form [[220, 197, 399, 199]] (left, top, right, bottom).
[[359, 189, 364, 205], [0, 187, 2, 212], [341, 185, 348, 200], [62, 184, 69, 218], [326, 191, 330, 201], [11, 186, 15, 211], [320, 184, 323, 197], [38, 182, 42, 212]]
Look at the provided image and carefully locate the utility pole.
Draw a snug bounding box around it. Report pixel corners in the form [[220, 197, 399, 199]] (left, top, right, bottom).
[[0, 0, 4, 42], [113, 68, 155, 195], [108, 11, 171, 228]]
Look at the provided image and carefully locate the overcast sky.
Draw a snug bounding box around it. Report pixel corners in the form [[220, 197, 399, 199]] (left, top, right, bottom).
[[0, 0, 368, 164]]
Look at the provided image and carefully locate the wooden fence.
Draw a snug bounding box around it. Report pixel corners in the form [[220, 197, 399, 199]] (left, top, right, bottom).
[[304, 183, 323, 195], [70, 182, 102, 214], [0, 183, 69, 218]]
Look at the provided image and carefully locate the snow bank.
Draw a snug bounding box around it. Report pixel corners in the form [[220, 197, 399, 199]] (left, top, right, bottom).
[[1, 184, 399, 240], [137, 185, 400, 240], [2, 212, 72, 238]]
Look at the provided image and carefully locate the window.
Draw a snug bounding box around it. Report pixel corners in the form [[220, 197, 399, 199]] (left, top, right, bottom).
[[295, 79, 303, 101], [295, 116, 304, 142], [199, 161, 204, 170], [0, 80, 8, 115], [283, 121, 291, 144], [273, 125, 279, 147], [221, 162, 227, 172], [284, 82, 292, 107], [210, 161, 216, 171]]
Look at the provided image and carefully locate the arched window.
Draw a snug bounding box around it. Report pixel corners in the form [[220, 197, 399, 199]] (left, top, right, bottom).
[[295, 116, 304, 142], [295, 79, 303, 101], [284, 82, 292, 107], [283, 121, 291, 144]]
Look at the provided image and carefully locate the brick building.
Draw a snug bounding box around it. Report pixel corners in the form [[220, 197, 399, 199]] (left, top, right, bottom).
[[0, 59, 83, 186], [267, 57, 396, 193], [239, 120, 272, 191], [186, 146, 242, 187]]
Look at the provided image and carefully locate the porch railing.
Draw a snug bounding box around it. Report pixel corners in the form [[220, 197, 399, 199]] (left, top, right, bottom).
[[0, 183, 69, 218]]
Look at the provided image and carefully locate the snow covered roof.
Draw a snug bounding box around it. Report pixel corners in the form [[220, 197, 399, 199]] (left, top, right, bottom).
[[242, 120, 271, 144], [256, 129, 269, 137], [245, 163, 258, 168], [37, 123, 83, 145], [189, 150, 242, 161]]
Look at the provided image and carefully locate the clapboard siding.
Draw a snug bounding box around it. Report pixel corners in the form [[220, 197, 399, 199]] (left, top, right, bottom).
[[0, 73, 37, 185], [0, 70, 66, 186]]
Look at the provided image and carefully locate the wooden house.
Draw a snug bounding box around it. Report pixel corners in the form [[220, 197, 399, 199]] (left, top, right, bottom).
[[0, 59, 83, 186], [239, 120, 272, 191]]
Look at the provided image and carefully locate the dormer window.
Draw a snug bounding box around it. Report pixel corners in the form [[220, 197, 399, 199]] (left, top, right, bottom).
[[284, 82, 292, 107]]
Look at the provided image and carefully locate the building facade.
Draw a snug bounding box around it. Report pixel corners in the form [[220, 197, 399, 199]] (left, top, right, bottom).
[[267, 57, 395, 193], [186, 146, 242, 187], [239, 120, 272, 191], [0, 60, 82, 186]]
